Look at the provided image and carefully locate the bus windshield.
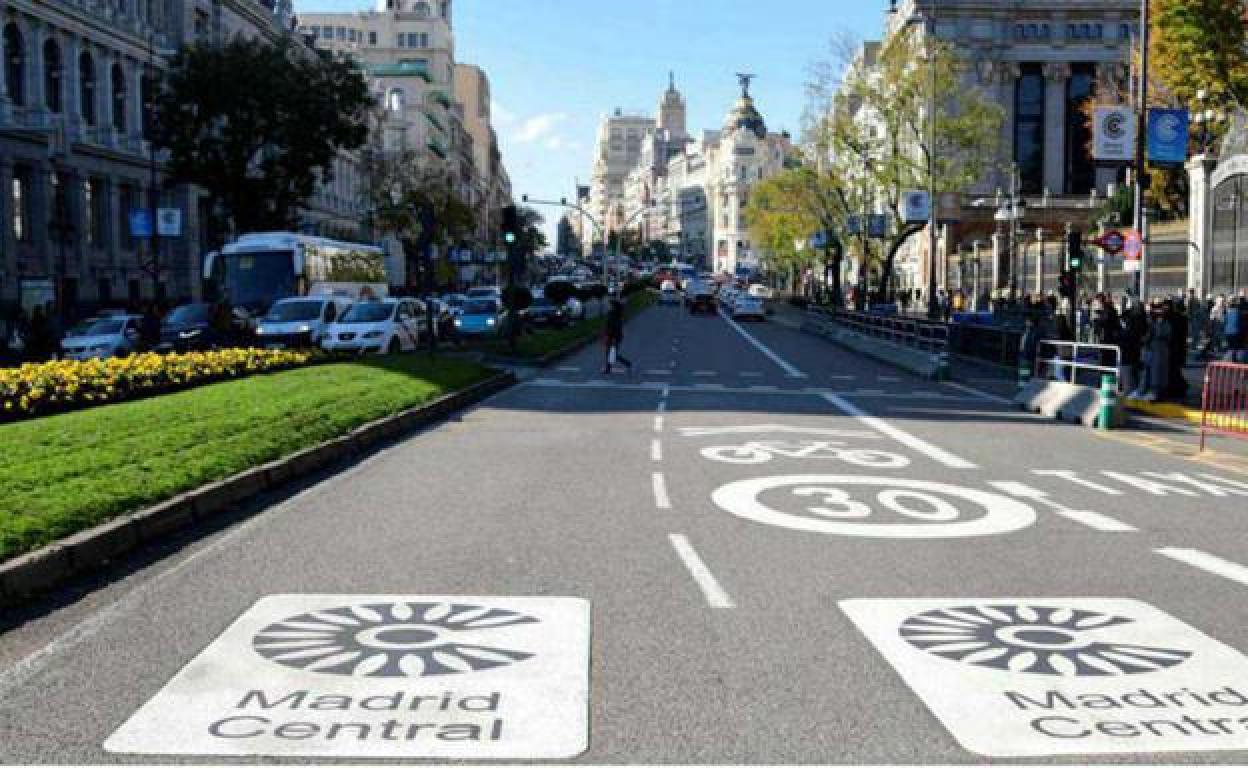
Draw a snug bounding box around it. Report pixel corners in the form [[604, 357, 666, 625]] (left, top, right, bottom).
[[221, 251, 296, 313]]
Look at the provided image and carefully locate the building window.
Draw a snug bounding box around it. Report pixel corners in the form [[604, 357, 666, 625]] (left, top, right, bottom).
[[386, 87, 404, 111], [4, 23, 24, 107], [44, 38, 63, 113], [111, 62, 127, 132], [11, 168, 29, 242], [1014, 63, 1045, 194], [1065, 63, 1097, 194], [368, 30, 377, 45], [396, 32, 405, 47], [79, 51, 96, 125], [412, 1, 430, 17], [1120, 23, 1132, 40]]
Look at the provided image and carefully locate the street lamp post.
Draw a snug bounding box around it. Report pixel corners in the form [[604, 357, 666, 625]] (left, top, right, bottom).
[[1034, 227, 1046, 295], [924, 12, 939, 320]]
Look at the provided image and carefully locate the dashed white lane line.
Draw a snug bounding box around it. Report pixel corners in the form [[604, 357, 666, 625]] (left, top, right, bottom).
[[943, 380, 1015, 406], [878, 376, 902, 383], [739, 371, 763, 378], [668, 534, 736, 609], [1157, 548, 1248, 588], [989, 481, 1137, 532], [654, 415, 665, 433], [557, 366, 581, 373], [652, 471, 672, 509], [693, 370, 716, 377], [647, 369, 672, 376], [651, 439, 663, 462], [718, 312, 807, 378], [822, 392, 978, 470]]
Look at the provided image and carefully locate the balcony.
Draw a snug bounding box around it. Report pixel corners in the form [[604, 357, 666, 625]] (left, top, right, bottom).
[[362, 61, 433, 82]]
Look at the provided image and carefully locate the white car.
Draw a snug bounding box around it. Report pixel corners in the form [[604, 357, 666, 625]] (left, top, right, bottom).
[[61, 315, 144, 360], [659, 280, 681, 305], [321, 298, 426, 354], [255, 296, 352, 349], [730, 294, 766, 321], [747, 284, 774, 299]]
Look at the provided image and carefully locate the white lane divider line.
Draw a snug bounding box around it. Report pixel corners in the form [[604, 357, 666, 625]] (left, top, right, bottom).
[[654, 415, 665, 433], [740, 371, 763, 378], [668, 534, 736, 609], [646, 369, 672, 376], [822, 392, 978, 469], [652, 471, 672, 509], [943, 380, 1015, 406], [719, 312, 807, 378], [651, 439, 663, 462], [1157, 548, 1248, 588], [829, 375, 856, 381], [878, 376, 902, 383], [693, 370, 716, 377], [557, 366, 581, 373], [988, 481, 1137, 532]]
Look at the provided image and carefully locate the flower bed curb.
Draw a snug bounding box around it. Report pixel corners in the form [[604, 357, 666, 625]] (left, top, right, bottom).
[[0, 370, 515, 608]]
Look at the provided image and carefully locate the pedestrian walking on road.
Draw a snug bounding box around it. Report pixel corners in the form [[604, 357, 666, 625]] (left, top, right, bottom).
[[601, 297, 633, 375]]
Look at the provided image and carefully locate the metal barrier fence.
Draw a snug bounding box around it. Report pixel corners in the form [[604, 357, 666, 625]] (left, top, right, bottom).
[[1035, 340, 1122, 389], [820, 309, 950, 353], [1201, 362, 1248, 451]]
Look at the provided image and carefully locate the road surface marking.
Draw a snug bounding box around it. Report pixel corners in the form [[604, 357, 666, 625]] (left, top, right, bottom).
[[1157, 548, 1248, 588], [829, 375, 856, 381], [695, 384, 726, 390], [531, 378, 563, 386], [718, 312, 807, 378], [1032, 470, 1124, 496], [679, 425, 878, 439], [653, 416, 665, 433], [842, 597, 1248, 757], [988, 482, 1136, 532], [661, 385, 671, 399], [656, 400, 667, 413], [651, 439, 663, 462], [105, 596, 590, 759], [855, 388, 887, 396], [943, 381, 1015, 405], [693, 370, 716, 377], [646, 369, 672, 376], [821, 393, 978, 469], [586, 379, 609, 386], [712, 476, 1034, 538], [652, 471, 672, 509], [878, 376, 902, 383], [739, 371, 763, 378], [668, 535, 735, 609], [557, 366, 580, 373], [910, 390, 941, 398], [749, 385, 779, 392]]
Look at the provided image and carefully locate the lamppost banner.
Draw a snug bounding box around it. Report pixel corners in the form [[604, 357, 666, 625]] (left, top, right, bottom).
[[1148, 108, 1190, 166], [1093, 106, 1136, 162]]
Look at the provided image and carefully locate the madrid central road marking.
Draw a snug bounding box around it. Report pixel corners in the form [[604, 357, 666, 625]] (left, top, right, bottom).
[[843, 597, 1248, 757], [989, 482, 1136, 533], [105, 596, 590, 759]]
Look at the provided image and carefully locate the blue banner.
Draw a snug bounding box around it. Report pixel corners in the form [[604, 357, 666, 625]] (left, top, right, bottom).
[[128, 210, 152, 238], [867, 214, 888, 238], [1148, 108, 1190, 165]]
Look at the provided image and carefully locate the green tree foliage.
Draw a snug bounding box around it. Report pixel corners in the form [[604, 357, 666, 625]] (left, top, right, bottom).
[[1150, 0, 1248, 111], [745, 166, 833, 294], [152, 37, 373, 234], [515, 206, 547, 257]]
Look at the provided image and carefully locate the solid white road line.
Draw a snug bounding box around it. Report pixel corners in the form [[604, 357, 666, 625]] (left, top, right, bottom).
[[693, 370, 717, 377], [651, 438, 663, 462], [1157, 548, 1248, 588], [668, 534, 736, 609], [739, 371, 764, 378], [822, 392, 978, 469], [718, 312, 808, 378], [557, 366, 581, 373], [943, 380, 1016, 406], [652, 471, 672, 509], [878, 376, 902, 383]]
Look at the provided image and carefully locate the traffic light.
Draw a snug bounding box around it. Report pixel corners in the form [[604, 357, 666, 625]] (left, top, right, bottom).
[[1066, 229, 1084, 271], [502, 205, 519, 245]]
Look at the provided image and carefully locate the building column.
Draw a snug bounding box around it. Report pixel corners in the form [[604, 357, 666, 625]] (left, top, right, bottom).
[[27, 17, 44, 120], [1043, 63, 1069, 197], [33, 160, 52, 279], [63, 34, 81, 141], [1187, 154, 1216, 296], [997, 64, 1018, 193], [98, 55, 114, 146]]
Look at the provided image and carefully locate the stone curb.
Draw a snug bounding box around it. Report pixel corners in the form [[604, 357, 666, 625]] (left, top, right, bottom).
[[0, 371, 516, 609]]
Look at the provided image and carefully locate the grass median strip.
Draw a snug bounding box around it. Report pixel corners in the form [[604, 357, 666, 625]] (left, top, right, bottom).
[[0, 354, 495, 562]]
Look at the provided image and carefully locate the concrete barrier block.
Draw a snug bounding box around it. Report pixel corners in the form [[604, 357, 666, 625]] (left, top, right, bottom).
[[192, 469, 267, 521], [62, 515, 140, 572], [1014, 380, 1126, 428]]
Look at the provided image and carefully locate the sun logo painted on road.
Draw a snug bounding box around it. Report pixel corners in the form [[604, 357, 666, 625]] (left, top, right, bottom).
[[899, 604, 1192, 677], [252, 602, 539, 677]]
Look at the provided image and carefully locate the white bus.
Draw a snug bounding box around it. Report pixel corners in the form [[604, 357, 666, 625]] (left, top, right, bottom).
[[204, 232, 389, 315]]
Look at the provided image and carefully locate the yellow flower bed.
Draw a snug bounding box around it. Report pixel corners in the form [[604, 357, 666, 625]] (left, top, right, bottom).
[[0, 348, 316, 420]]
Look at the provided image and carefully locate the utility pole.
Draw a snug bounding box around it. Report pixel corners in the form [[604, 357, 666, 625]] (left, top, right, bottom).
[[925, 9, 939, 320], [1133, 0, 1150, 300]]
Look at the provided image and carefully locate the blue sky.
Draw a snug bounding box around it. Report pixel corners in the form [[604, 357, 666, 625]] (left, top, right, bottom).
[[294, 1, 885, 239]]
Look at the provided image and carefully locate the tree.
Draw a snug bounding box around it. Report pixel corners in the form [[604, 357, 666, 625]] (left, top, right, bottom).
[[1151, 0, 1248, 112], [515, 205, 547, 258], [152, 36, 373, 234], [745, 165, 836, 299]]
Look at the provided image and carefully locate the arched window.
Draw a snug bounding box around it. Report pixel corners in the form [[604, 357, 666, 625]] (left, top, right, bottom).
[[1013, 63, 1045, 194], [43, 38, 62, 113], [4, 23, 24, 106], [387, 87, 405, 112], [111, 62, 126, 132], [79, 51, 96, 125]]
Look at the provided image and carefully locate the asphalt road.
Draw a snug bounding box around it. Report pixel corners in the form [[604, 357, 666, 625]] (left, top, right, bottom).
[[4, 299, 1248, 763]]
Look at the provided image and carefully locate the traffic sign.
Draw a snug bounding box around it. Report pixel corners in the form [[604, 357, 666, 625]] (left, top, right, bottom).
[[1093, 229, 1125, 255], [128, 210, 153, 238], [1122, 230, 1143, 260]]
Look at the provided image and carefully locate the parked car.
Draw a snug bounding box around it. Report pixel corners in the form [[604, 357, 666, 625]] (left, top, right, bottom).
[[158, 303, 236, 352], [255, 296, 352, 349], [441, 293, 468, 317], [659, 280, 681, 305], [321, 298, 425, 355], [686, 283, 717, 314], [747, 284, 774, 299], [454, 298, 507, 337], [466, 286, 502, 301], [522, 296, 568, 328], [564, 296, 585, 320], [730, 294, 766, 321], [61, 315, 143, 360]]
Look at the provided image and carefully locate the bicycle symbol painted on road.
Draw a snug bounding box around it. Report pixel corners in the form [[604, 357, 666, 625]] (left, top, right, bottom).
[[699, 440, 910, 469]]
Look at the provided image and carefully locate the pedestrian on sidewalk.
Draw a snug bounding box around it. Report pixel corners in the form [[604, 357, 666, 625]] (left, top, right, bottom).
[[1208, 295, 1228, 356], [1225, 296, 1245, 358], [1119, 298, 1146, 395], [1131, 300, 1171, 401], [1187, 289, 1206, 353], [601, 297, 633, 375], [1166, 299, 1189, 401]]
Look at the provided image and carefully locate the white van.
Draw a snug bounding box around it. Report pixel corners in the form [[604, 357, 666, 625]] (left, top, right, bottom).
[[255, 295, 354, 349]]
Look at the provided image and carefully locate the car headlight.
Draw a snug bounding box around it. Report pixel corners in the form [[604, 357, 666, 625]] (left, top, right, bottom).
[[362, 330, 383, 339], [453, 318, 462, 327], [297, 324, 312, 333], [179, 329, 202, 338], [487, 318, 496, 326], [256, 326, 269, 335]]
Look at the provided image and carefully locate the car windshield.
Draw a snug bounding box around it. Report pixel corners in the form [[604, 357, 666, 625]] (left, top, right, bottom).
[[85, 319, 124, 335], [340, 303, 394, 323], [463, 300, 498, 315], [264, 301, 322, 322], [165, 305, 210, 324]]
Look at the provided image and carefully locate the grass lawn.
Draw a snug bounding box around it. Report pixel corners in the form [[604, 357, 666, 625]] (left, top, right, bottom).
[[0, 354, 495, 562], [476, 291, 657, 359]]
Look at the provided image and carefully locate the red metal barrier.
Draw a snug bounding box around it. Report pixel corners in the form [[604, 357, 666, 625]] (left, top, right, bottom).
[[1201, 362, 1248, 451]]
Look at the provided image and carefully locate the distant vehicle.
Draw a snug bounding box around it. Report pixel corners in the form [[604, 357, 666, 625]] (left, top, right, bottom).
[[685, 282, 717, 314], [455, 298, 506, 337], [466, 286, 502, 301], [564, 296, 585, 320], [659, 280, 681, 305], [522, 296, 568, 328], [158, 303, 236, 352], [203, 232, 389, 318], [255, 296, 352, 349], [61, 315, 143, 360], [730, 294, 766, 321], [441, 294, 468, 317], [321, 298, 425, 355], [747, 284, 774, 299]]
